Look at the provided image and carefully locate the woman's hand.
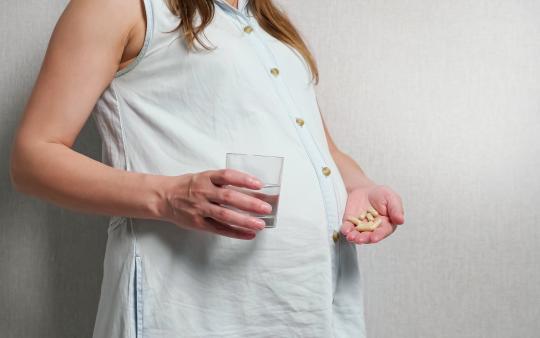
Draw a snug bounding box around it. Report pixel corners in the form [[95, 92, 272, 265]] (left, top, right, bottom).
[[158, 169, 273, 240], [340, 184, 405, 245]]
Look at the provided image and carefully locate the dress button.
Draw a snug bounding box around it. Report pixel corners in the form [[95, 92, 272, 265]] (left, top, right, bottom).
[[243, 25, 253, 33], [295, 118, 304, 126], [322, 166, 331, 176], [270, 67, 280, 76], [332, 230, 340, 243]]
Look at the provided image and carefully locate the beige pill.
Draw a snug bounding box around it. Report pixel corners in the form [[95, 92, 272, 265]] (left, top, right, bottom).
[[368, 206, 379, 217], [366, 212, 374, 221], [355, 221, 374, 232], [355, 218, 382, 232], [359, 211, 367, 221], [347, 216, 363, 226], [371, 217, 382, 229]]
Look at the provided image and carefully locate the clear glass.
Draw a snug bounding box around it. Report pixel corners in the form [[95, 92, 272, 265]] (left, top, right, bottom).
[[224, 152, 284, 228]]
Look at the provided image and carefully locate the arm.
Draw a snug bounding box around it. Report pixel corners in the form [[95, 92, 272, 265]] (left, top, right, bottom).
[[317, 102, 405, 243], [317, 104, 376, 192], [9, 0, 167, 220]]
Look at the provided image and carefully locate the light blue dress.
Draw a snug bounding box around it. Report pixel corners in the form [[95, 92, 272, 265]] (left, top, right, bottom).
[[91, 0, 367, 336]]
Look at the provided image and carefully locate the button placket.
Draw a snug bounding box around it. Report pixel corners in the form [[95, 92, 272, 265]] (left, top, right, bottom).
[[260, 43, 339, 239], [215, 1, 252, 33], [217, 6, 341, 241]]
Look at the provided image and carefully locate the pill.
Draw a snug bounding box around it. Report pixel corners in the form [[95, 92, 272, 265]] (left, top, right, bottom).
[[355, 221, 374, 232], [368, 206, 379, 217], [366, 213, 374, 221], [347, 215, 363, 226], [359, 212, 367, 221], [355, 217, 382, 232], [371, 217, 382, 229], [356, 223, 373, 232]]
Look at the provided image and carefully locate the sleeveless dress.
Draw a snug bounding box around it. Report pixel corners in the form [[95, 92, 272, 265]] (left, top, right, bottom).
[[91, 0, 366, 337]]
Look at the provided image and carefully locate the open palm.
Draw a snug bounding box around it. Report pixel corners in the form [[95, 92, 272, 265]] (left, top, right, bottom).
[[340, 184, 405, 245]]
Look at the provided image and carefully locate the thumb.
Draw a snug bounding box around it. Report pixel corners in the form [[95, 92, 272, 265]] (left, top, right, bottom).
[[370, 186, 404, 225], [386, 192, 404, 225]]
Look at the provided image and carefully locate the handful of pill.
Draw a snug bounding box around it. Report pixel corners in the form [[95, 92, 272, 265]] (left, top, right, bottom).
[[347, 206, 382, 232]]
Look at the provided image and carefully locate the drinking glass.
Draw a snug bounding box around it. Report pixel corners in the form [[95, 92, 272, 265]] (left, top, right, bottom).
[[224, 152, 284, 228]]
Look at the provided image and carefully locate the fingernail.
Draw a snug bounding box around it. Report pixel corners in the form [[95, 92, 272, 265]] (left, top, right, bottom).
[[254, 219, 265, 228], [249, 178, 262, 186], [261, 203, 272, 213]]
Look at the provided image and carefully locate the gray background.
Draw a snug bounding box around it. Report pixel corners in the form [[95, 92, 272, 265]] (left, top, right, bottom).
[[1, 0, 539, 337]]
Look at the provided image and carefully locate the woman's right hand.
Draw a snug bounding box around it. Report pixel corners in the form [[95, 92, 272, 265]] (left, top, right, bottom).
[[158, 169, 273, 240]]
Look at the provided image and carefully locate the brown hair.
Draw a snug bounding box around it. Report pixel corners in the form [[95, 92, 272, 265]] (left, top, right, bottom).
[[164, 0, 319, 84]]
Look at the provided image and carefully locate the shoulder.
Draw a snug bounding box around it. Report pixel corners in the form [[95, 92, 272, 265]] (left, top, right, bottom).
[[61, 0, 143, 40]]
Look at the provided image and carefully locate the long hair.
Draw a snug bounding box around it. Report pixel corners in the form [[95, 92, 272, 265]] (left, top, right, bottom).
[[164, 0, 319, 84]]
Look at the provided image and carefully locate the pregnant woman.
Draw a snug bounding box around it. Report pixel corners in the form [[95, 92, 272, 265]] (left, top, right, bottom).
[[10, 0, 405, 336]]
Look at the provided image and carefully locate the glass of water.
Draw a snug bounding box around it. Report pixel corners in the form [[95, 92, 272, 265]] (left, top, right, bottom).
[[224, 152, 284, 228]]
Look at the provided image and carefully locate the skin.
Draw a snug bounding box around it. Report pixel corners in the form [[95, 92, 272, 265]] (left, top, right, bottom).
[[230, 0, 406, 243], [320, 114, 405, 244], [226, 0, 406, 243], [9, 0, 405, 244], [8, 0, 269, 241], [227, 0, 239, 8]]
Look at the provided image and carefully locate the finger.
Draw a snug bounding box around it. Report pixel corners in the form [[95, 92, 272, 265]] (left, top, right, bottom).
[[208, 186, 273, 215], [345, 228, 360, 242], [201, 217, 257, 240], [353, 230, 372, 245], [341, 221, 371, 244], [210, 169, 264, 190], [203, 202, 266, 231], [344, 226, 371, 245], [340, 220, 356, 237]]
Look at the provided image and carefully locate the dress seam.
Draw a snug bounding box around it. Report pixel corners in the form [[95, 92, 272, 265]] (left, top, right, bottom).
[[110, 81, 139, 257], [109, 81, 130, 172]]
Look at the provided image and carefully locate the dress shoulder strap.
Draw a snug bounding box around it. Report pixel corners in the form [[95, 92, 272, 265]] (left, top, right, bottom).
[[114, 0, 182, 78]]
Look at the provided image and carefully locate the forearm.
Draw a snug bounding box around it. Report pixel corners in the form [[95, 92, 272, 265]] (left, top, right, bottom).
[[10, 141, 173, 221], [330, 149, 376, 193]]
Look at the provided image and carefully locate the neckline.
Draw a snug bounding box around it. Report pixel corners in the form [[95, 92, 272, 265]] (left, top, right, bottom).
[[215, 0, 247, 13], [224, 0, 238, 10]]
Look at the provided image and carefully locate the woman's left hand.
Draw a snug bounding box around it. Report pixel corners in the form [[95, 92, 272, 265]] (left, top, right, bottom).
[[340, 184, 405, 245]]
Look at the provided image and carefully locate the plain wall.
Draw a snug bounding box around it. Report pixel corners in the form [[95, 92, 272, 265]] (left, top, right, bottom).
[[1, 0, 539, 337]]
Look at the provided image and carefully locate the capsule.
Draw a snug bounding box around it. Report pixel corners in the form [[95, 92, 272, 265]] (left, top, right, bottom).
[[371, 217, 382, 229], [366, 213, 374, 221], [368, 206, 379, 217], [359, 212, 367, 221], [355, 221, 374, 232], [347, 216, 362, 226], [355, 218, 382, 232]]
